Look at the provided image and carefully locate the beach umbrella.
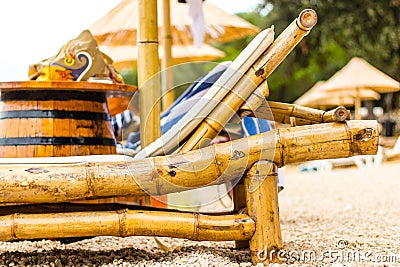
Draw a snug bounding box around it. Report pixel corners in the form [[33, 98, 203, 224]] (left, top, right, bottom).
[[295, 81, 381, 110], [294, 81, 326, 107], [321, 57, 400, 119], [89, 0, 261, 47], [101, 43, 226, 70], [90, 0, 259, 110]]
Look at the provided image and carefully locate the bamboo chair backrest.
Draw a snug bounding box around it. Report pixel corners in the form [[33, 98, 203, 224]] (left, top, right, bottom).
[[134, 27, 275, 159]]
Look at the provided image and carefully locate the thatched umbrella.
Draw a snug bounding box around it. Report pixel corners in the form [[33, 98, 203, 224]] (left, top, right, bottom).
[[321, 57, 400, 119], [295, 81, 381, 110], [90, 0, 260, 110], [100, 44, 226, 70], [89, 0, 261, 46]]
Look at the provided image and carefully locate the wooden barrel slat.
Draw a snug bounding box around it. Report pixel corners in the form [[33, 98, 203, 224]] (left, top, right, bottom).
[[0, 120, 9, 138], [0, 87, 117, 157], [53, 118, 70, 138], [77, 120, 94, 138], [1, 100, 38, 111], [38, 99, 54, 110], [7, 119, 19, 138], [18, 118, 36, 137], [1, 119, 114, 138], [1, 146, 16, 158], [0, 100, 108, 113], [36, 118, 53, 137], [53, 145, 70, 157], [17, 145, 34, 158]]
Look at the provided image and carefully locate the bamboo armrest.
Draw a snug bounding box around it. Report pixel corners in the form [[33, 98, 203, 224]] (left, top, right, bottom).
[[240, 100, 350, 126]]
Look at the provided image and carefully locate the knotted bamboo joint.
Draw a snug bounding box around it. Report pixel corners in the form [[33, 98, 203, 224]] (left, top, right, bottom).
[[0, 210, 255, 242]]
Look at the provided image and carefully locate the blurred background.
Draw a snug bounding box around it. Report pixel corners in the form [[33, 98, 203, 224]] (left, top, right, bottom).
[[117, 0, 400, 136], [1, 0, 399, 136]]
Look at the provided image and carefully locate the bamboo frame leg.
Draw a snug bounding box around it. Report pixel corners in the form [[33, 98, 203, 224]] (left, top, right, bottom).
[[245, 161, 282, 265], [137, 0, 162, 207], [137, 0, 161, 146], [233, 181, 249, 249], [161, 0, 174, 111], [0, 210, 255, 242]]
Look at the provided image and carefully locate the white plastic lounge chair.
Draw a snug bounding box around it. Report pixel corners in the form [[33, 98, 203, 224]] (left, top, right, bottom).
[[382, 136, 400, 160]]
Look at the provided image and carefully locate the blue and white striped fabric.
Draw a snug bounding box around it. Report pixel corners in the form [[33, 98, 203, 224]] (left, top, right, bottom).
[[119, 62, 231, 148], [112, 110, 137, 138], [241, 116, 272, 136], [162, 63, 230, 119]]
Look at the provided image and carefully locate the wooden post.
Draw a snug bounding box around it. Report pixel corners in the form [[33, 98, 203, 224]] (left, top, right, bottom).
[[161, 0, 175, 111], [244, 161, 282, 265], [137, 0, 161, 146], [233, 181, 249, 249], [355, 87, 362, 120], [137, 0, 163, 208]]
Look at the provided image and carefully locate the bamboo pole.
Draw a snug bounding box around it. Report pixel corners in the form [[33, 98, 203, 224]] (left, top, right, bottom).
[[249, 102, 350, 126], [179, 9, 318, 152], [137, 0, 161, 146], [236, 80, 271, 120], [161, 0, 175, 111], [233, 181, 249, 249], [0, 202, 235, 217], [239, 84, 351, 126], [269, 102, 349, 122], [245, 162, 282, 265], [237, 78, 351, 127], [0, 120, 379, 204], [355, 87, 362, 120], [0, 209, 255, 242]]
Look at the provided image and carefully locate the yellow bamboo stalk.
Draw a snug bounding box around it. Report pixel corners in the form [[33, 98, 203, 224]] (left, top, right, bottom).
[[0, 209, 255, 242], [137, 0, 161, 146], [236, 80, 271, 120], [240, 100, 349, 125], [245, 162, 282, 265], [0, 202, 236, 216], [268, 102, 349, 126], [233, 182, 249, 249], [269, 101, 348, 122], [161, 0, 175, 111], [252, 9, 318, 81], [0, 120, 378, 204], [179, 9, 318, 152]]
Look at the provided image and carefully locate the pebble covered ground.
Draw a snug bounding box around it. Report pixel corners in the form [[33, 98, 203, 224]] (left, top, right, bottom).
[[1, 161, 399, 266]]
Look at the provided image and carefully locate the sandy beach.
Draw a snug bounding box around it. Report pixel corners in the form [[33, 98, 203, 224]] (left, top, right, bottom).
[[277, 159, 400, 266], [0, 160, 399, 266]]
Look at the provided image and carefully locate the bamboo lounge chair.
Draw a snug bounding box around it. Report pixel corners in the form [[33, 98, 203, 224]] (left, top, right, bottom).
[[0, 9, 380, 265]]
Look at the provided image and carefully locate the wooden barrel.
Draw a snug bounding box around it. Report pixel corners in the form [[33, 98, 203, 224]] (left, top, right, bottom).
[[0, 81, 137, 158]]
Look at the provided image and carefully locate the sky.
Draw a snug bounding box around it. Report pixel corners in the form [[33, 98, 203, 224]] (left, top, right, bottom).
[[0, 0, 263, 82]]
